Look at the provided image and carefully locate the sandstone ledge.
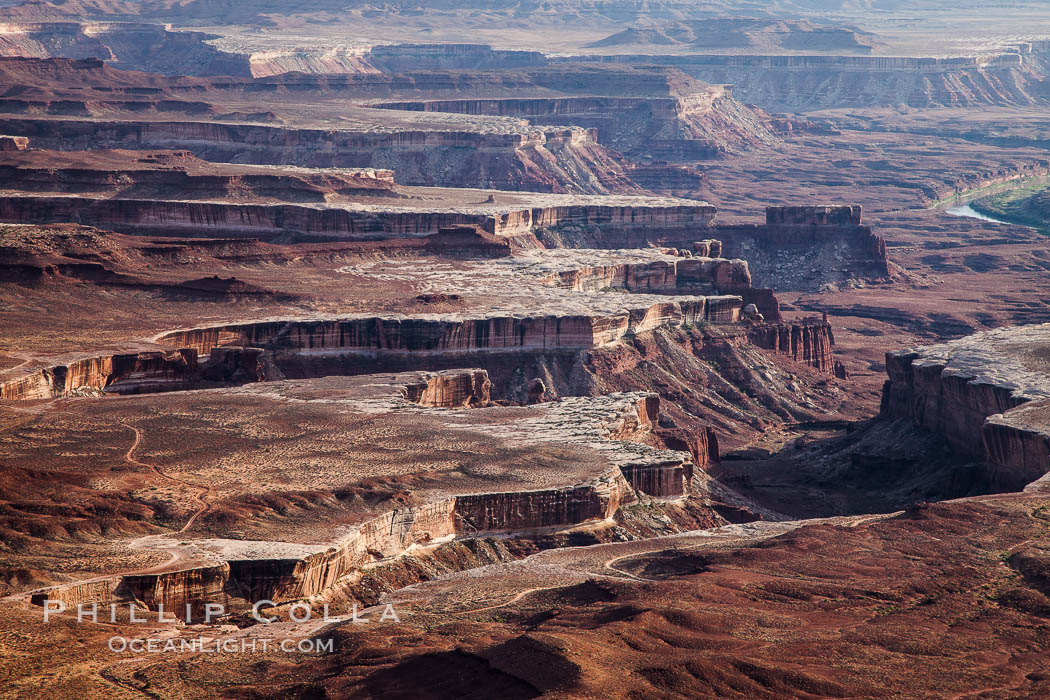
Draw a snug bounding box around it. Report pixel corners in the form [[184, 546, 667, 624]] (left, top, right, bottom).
[[881, 323, 1050, 489], [27, 372, 695, 615]]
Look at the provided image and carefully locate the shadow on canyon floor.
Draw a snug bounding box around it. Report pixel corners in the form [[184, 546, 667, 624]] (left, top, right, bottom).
[[711, 417, 1001, 518]]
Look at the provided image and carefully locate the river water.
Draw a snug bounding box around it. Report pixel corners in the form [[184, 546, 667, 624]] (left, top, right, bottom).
[[943, 203, 1014, 224], [936, 175, 1050, 227]]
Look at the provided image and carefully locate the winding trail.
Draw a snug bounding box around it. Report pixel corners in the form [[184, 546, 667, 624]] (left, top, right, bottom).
[[603, 552, 659, 582], [83, 423, 218, 698], [4, 424, 214, 604], [122, 423, 213, 535], [452, 586, 561, 615]]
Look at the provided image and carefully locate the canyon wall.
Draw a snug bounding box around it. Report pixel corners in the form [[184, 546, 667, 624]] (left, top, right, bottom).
[[29, 390, 696, 615], [454, 475, 629, 533], [747, 319, 835, 373], [880, 325, 1050, 490], [541, 203, 889, 291], [880, 349, 1022, 457], [1, 299, 742, 400], [0, 195, 498, 241], [159, 300, 735, 357], [0, 162, 398, 201], [982, 402, 1050, 491], [120, 563, 236, 619], [716, 205, 885, 263], [38, 467, 636, 617], [0, 117, 639, 194], [0, 194, 715, 241], [563, 53, 1048, 110], [618, 459, 685, 498], [370, 85, 780, 159], [0, 349, 198, 399], [365, 43, 547, 73], [0, 22, 254, 77], [542, 253, 782, 323], [246, 48, 378, 78], [711, 205, 890, 290], [544, 255, 749, 292]]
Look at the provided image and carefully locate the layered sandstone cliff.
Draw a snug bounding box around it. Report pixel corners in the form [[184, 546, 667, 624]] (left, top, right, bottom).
[[0, 22, 253, 76], [0, 117, 640, 194], [1, 295, 743, 400], [0, 153, 398, 201], [711, 205, 890, 290], [535, 203, 889, 291], [543, 254, 750, 294], [881, 324, 1050, 490], [365, 43, 547, 73], [29, 386, 695, 614], [0, 349, 198, 399], [0, 192, 716, 241], [245, 48, 378, 78], [566, 52, 1049, 110], [158, 299, 739, 358], [537, 250, 781, 322], [370, 81, 780, 159], [0, 134, 26, 150], [747, 319, 835, 373], [401, 369, 492, 408]]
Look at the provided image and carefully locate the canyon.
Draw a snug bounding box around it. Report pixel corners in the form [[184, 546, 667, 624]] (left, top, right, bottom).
[[369, 80, 786, 160], [24, 374, 697, 617], [570, 49, 1050, 111], [881, 324, 1050, 490], [2, 3, 1050, 698]]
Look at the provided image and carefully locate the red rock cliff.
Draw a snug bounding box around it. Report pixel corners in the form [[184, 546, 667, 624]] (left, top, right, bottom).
[[748, 320, 836, 373]]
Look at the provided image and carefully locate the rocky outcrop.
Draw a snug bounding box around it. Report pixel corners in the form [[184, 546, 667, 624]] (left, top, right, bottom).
[[0, 117, 640, 194], [535, 203, 887, 291], [709, 205, 890, 290], [526, 377, 548, 404], [159, 300, 738, 358], [402, 369, 492, 408], [544, 255, 749, 293], [729, 207, 884, 266], [0, 192, 716, 242], [0, 349, 198, 399], [738, 287, 781, 324], [30, 389, 692, 613], [371, 81, 782, 159], [567, 52, 1049, 110], [655, 425, 719, 475], [0, 22, 253, 77], [618, 459, 685, 497], [766, 205, 862, 227], [539, 251, 781, 322], [692, 239, 722, 258], [0, 134, 26, 150], [880, 324, 1050, 490], [747, 319, 836, 373]]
